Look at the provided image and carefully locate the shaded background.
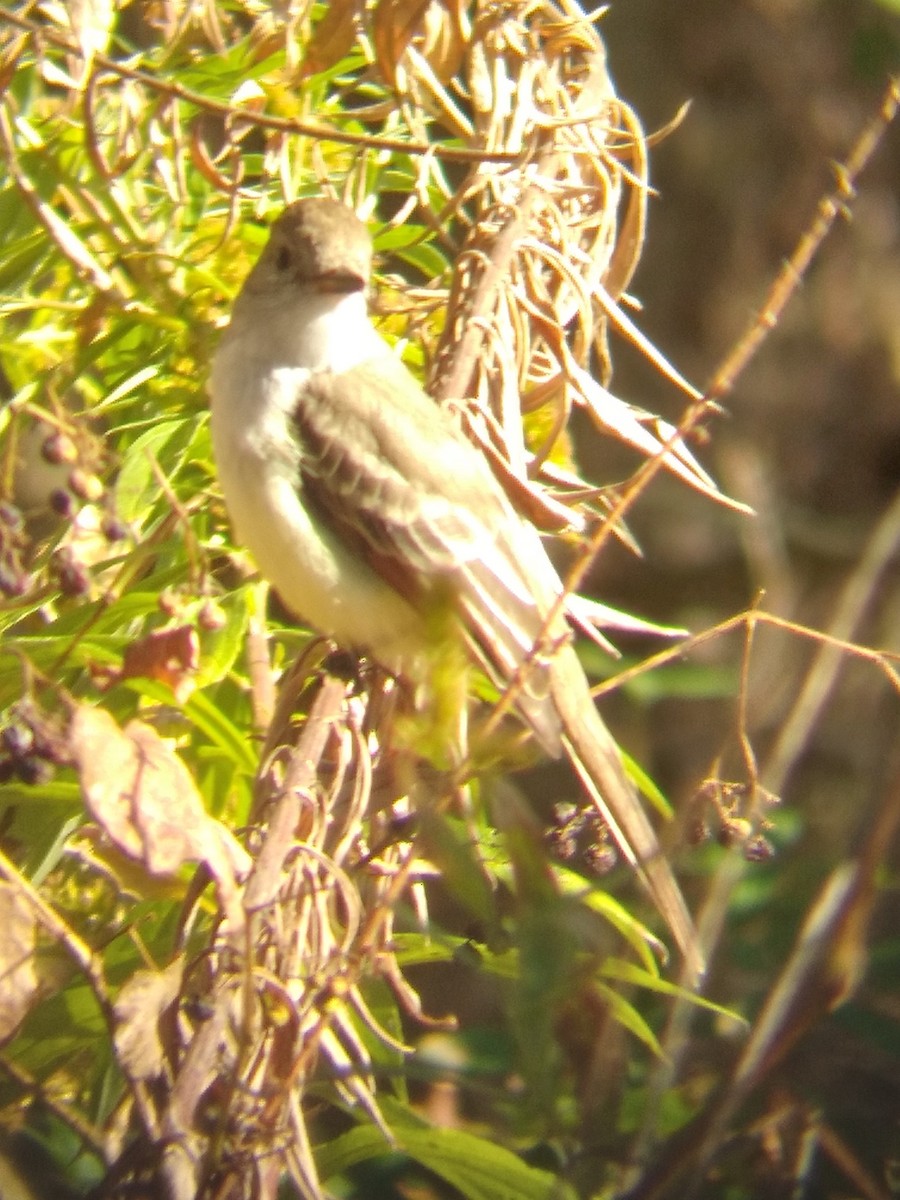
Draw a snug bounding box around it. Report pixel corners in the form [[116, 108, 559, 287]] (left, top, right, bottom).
[[587, 2, 900, 1190], [595, 0, 900, 848]]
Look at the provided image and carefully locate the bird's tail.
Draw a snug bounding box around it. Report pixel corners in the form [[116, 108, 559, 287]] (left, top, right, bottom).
[[550, 647, 705, 983]]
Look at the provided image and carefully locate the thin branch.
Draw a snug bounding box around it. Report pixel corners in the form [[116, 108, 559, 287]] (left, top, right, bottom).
[[706, 75, 900, 402]]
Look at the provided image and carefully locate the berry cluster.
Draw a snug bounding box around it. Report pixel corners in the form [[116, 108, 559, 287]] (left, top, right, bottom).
[[689, 778, 778, 863], [0, 701, 70, 786], [42, 428, 104, 520], [545, 800, 618, 875], [1, 421, 128, 602], [0, 501, 30, 598]]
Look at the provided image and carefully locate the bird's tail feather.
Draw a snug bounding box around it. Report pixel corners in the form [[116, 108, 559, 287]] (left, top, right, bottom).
[[551, 648, 705, 983]]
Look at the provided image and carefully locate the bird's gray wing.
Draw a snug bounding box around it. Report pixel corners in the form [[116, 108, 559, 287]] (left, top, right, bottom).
[[292, 358, 564, 751]]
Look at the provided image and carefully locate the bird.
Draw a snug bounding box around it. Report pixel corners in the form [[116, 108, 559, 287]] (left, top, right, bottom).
[[209, 197, 702, 979]]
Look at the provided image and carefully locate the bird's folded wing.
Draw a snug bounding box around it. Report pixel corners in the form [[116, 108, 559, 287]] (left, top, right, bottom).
[[292, 360, 564, 749]]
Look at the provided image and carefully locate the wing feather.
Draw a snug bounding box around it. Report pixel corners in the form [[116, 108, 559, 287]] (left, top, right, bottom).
[[292, 360, 564, 750]]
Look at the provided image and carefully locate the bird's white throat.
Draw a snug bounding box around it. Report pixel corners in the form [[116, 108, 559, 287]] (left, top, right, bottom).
[[230, 286, 388, 376]]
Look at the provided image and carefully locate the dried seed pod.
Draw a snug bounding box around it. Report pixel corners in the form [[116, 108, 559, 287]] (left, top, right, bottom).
[[687, 817, 712, 846], [718, 816, 753, 848], [744, 835, 775, 863], [546, 828, 578, 860], [585, 841, 618, 876]]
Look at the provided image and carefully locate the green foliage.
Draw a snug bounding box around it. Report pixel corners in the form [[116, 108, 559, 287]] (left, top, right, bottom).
[[319, 1098, 579, 1200]]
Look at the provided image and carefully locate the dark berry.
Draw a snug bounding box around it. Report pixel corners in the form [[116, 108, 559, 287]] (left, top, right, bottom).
[[0, 502, 23, 531], [53, 550, 91, 597], [14, 756, 53, 785], [41, 432, 78, 466], [158, 589, 180, 616], [68, 468, 104, 502], [49, 488, 74, 518], [101, 514, 128, 542], [2, 723, 33, 759], [0, 561, 28, 597], [198, 599, 227, 631]]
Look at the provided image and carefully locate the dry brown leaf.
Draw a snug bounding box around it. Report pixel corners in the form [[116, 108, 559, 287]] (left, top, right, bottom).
[[0, 881, 37, 1043], [372, 0, 430, 89], [189, 113, 241, 193], [70, 706, 250, 921], [418, 0, 469, 83], [120, 625, 199, 702], [114, 958, 184, 1083]]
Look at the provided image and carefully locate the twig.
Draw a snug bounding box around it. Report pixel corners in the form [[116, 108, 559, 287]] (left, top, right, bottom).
[[763, 483, 900, 794], [706, 76, 900, 402]]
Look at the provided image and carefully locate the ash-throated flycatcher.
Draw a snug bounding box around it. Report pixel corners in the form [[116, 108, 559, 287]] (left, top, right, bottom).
[[210, 198, 701, 978]]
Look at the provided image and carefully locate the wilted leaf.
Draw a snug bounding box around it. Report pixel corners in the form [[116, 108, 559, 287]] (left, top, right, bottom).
[[0, 881, 38, 1043], [372, 0, 430, 88], [120, 625, 199, 702], [70, 706, 250, 922], [114, 958, 184, 1082]]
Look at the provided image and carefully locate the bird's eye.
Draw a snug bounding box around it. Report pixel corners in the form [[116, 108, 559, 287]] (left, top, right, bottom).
[[274, 245, 292, 272]]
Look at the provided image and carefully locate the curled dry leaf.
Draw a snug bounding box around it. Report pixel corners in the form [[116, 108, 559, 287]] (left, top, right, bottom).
[[70, 706, 250, 924], [0, 881, 38, 1043], [120, 625, 200, 703], [113, 957, 184, 1084], [372, 0, 430, 88]]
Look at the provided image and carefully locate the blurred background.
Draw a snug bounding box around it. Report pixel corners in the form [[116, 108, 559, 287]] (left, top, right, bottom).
[[593, 0, 900, 853], [583, 2, 900, 1184]]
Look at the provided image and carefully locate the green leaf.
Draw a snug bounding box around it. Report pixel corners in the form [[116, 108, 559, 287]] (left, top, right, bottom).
[[319, 1098, 577, 1200], [595, 983, 663, 1056], [554, 865, 663, 974], [622, 749, 673, 819], [600, 957, 746, 1026], [416, 808, 498, 926], [195, 590, 251, 687], [114, 418, 197, 522]]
